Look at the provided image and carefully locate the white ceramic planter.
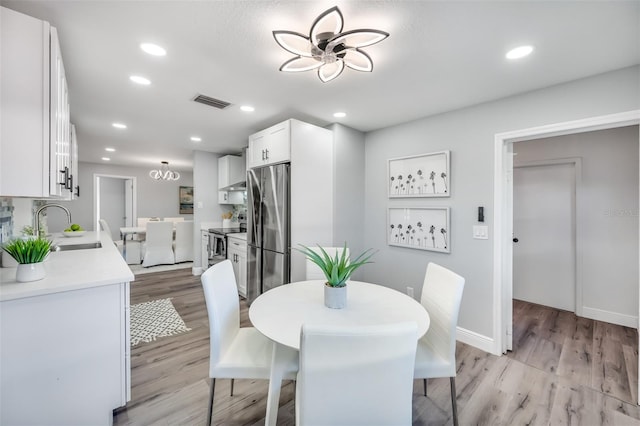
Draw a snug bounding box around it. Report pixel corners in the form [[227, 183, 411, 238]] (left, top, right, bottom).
[[324, 283, 347, 309], [16, 262, 46, 282]]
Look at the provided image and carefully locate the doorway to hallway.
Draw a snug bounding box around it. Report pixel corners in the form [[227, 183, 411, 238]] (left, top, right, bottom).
[[94, 174, 136, 240]]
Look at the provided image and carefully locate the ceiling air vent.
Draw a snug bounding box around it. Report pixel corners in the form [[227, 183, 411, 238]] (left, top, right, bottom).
[[193, 94, 231, 110]]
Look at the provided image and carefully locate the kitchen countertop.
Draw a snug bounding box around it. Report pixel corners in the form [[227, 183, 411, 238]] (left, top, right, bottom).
[[200, 221, 243, 231], [227, 232, 247, 242], [0, 231, 134, 302]]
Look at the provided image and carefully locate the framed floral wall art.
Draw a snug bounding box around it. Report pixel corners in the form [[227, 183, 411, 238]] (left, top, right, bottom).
[[388, 207, 450, 253], [388, 151, 450, 198]]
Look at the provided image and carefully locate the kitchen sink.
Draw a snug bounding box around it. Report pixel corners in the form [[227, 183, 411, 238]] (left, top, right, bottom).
[[51, 242, 103, 251]]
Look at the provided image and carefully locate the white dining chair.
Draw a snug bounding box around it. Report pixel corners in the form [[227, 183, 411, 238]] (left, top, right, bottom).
[[98, 219, 121, 247], [296, 322, 418, 426], [163, 216, 185, 225], [304, 246, 350, 281], [201, 260, 298, 426], [136, 217, 160, 227], [173, 221, 194, 263], [414, 262, 465, 426], [141, 221, 175, 267], [100, 219, 141, 264]]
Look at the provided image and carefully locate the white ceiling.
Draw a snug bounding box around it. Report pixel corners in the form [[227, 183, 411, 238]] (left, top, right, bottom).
[[3, 0, 639, 172]]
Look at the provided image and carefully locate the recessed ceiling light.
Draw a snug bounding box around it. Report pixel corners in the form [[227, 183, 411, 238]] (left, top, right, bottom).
[[129, 75, 151, 85], [333, 112, 346, 118], [105, 147, 116, 152], [190, 136, 202, 142], [140, 43, 166, 56], [240, 105, 255, 112], [102, 157, 111, 161], [506, 45, 534, 60], [112, 122, 127, 129]]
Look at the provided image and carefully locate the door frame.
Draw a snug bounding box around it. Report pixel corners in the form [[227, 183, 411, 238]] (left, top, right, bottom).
[[493, 109, 640, 357], [513, 158, 583, 322], [93, 173, 137, 235]]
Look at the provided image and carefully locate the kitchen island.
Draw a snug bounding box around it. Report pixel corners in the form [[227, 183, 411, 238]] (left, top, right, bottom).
[[0, 231, 133, 425]]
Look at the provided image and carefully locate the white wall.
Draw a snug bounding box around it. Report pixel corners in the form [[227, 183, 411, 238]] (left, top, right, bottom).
[[329, 123, 366, 280], [193, 150, 224, 271], [514, 125, 639, 323], [363, 65, 640, 340], [45, 161, 193, 233]]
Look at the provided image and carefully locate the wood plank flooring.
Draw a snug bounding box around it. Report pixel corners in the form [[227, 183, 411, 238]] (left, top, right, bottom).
[[113, 270, 640, 425]]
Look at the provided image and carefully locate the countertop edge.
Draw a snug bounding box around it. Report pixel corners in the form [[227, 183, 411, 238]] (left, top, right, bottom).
[[0, 231, 134, 302]]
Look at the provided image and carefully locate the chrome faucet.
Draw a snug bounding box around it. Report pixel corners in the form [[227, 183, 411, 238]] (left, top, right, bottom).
[[34, 204, 72, 238]]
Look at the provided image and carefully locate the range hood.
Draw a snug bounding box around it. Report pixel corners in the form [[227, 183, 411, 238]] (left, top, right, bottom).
[[219, 155, 246, 191], [222, 181, 246, 191]]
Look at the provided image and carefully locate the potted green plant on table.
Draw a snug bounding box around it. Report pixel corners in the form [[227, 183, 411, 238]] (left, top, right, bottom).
[[2, 238, 52, 282], [297, 243, 376, 309]]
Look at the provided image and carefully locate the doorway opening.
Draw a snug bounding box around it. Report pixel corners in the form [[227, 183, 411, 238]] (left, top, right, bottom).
[[493, 110, 640, 402], [94, 174, 137, 240]]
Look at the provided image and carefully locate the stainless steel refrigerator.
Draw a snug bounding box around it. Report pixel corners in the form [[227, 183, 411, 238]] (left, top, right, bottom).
[[247, 163, 290, 304]]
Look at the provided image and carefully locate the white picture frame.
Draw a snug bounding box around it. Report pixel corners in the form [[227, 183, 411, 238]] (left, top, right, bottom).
[[387, 207, 450, 253], [388, 151, 450, 198]]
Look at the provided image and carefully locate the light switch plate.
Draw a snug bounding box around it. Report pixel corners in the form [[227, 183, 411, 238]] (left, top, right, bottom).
[[473, 225, 489, 240]]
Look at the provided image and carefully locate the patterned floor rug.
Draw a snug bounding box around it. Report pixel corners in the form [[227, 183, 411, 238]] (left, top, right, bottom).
[[130, 298, 191, 346]]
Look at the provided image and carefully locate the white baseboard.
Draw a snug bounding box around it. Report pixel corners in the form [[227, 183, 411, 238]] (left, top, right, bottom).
[[192, 266, 203, 276], [457, 326, 498, 355], [582, 306, 638, 328]]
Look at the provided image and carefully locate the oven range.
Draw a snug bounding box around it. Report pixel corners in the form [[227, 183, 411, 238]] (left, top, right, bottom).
[[207, 224, 247, 267]]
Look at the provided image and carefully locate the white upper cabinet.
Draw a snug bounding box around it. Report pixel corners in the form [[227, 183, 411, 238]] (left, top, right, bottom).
[[49, 27, 71, 198], [68, 124, 79, 200], [247, 120, 291, 169], [218, 155, 245, 190], [0, 7, 73, 198]]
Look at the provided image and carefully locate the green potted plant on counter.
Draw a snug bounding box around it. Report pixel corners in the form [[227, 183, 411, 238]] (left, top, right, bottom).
[[297, 242, 376, 309], [2, 238, 52, 282]]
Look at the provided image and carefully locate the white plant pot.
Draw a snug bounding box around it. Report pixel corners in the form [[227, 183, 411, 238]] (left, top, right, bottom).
[[324, 283, 347, 309], [16, 262, 46, 282]]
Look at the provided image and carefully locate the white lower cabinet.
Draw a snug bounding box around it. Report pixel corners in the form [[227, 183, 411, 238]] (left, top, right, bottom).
[[0, 282, 130, 425], [227, 236, 247, 297]]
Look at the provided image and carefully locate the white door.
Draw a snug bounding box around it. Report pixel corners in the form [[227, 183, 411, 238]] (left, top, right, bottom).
[[513, 163, 576, 311], [100, 177, 126, 241]]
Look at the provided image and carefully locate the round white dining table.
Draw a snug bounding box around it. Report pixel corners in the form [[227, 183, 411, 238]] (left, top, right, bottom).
[[249, 280, 430, 426]]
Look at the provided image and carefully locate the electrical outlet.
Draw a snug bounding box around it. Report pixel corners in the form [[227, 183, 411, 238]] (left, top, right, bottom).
[[407, 287, 414, 298]]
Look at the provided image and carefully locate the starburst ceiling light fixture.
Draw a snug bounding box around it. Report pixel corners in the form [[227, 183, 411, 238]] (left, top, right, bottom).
[[273, 6, 389, 83], [149, 161, 180, 181]]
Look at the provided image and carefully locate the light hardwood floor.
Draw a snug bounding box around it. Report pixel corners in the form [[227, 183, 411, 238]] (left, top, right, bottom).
[[114, 269, 640, 425]]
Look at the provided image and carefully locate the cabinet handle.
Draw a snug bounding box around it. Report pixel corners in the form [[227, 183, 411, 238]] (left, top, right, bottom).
[[261, 149, 266, 160], [59, 167, 69, 187], [265, 149, 269, 160], [67, 173, 73, 191], [75, 185, 80, 197]]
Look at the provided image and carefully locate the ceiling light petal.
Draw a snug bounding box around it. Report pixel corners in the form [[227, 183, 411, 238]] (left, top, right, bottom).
[[329, 29, 389, 49], [310, 6, 344, 46], [343, 49, 373, 72], [318, 60, 344, 83], [273, 31, 313, 57], [280, 56, 324, 72]]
